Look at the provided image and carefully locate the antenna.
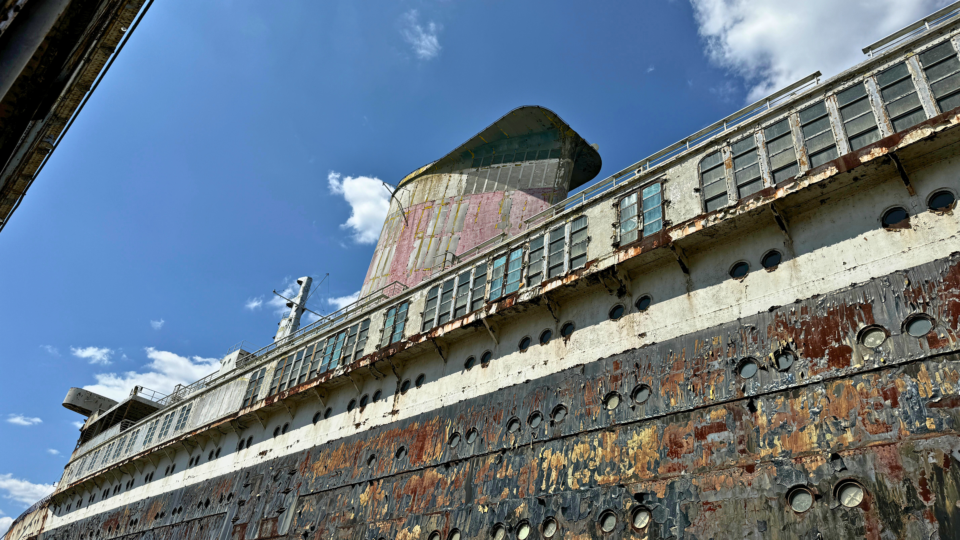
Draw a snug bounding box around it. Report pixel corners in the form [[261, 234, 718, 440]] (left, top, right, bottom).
[[272, 290, 322, 318], [383, 182, 409, 225]]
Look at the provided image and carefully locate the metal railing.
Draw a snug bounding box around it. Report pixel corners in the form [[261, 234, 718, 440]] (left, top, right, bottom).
[[129, 385, 167, 403], [863, 0, 960, 57]]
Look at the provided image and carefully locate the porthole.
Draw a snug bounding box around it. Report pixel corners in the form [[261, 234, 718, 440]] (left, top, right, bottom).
[[631, 385, 651, 404], [466, 429, 479, 444], [836, 480, 865, 508], [491, 523, 506, 540], [761, 250, 782, 269], [609, 304, 625, 320], [395, 446, 407, 460], [273, 426, 281, 438], [773, 349, 795, 372], [904, 314, 935, 337], [323, 407, 332, 419], [599, 510, 618, 533], [447, 529, 461, 540], [506, 417, 521, 434], [603, 392, 621, 411], [881, 206, 909, 228], [428, 531, 441, 540], [238, 439, 246, 451], [215, 447, 221, 458], [416, 374, 426, 388], [347, 399, 357, 412], [528, 411, 543, 428], [281, 422, 289, 434], [366, 454, 376, 467], [539, 329, 553, 345], [480, 351, 492, 366], [516, 521, 531, 539], [552, 404, 568, 423], [560, 322, 575, 338], [373, 390, 382, 401], [787, 486, 814, 513], [312, 412, 321, 424], [448, 432, 461, 448], [631, 507, 651, 529], [400, 379, 411, 394], [208, 450, 214, 460], [858, 325, 888, 348], [518, 336, 532, 351], [542, 517, 558, 538], [246, 436, 253, 448], [465, 356, 476, 370], [737, 358, 759, 379], [928, 189, 956, 211], [729, 261, 750, 279], [635, 295, 652, 311], [359, 394, 369, 408]]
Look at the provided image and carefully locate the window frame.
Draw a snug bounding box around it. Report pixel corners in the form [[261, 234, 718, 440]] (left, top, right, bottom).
[[798, 100, 840, 169], [617, 179, 664, 246], [699, 149, 728, 212], [762, 116, 800, 183], [381, 301, 409, 347], [918, 39, 960, 113]]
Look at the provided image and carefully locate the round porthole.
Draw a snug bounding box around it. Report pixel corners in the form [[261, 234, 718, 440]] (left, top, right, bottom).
[[516, 521, 532, 539], [466, 429, 479, 444], [400, 379, 411, 394], [904, 314, 935, 337], [858, 325, 888, 348], [238, 439, 245, 451], [599, 510, 618, 533], [448, 432, 461, 448], [635, 295, 652, 311], [312, 412, 321, 424], [729, 261, 750, 279], [552, 404, 568, 424], [519, 336, 532, 351], [631, 385, 651, 404], [928, 189, 956, 211], [788, 486, 814, 513], [560, 322, 575, 338], [542, 517, 558, 538], [447, 529, 461, 540], [272, 427, 281, 438], [359, 394, 369, 408], [281, 423, 289, 434], [491, 523, 506, 540], [539, 329, 552, 345], [881, 207, 909, 228], [347, 399, 357, 412], [609, 304, 625, 320], [773, 349, 795, 372], [506, 417, 521, 433], [465, 356, 476, 370], [215, 447, 221, 458], [395, 446, 407, 460], [246, 436, 253, 448], [603, 392, 621, 411], [428, 531, 440, 540], [416, 374, 426, 388], [373, 390, 382, 401], [324, 407, 332, 419], [528, 411, 543, 428], [738, 358, 759, 379], [366, 454, 376, 467], [631, 507, 651, 530], [836, 481, 865, 508], [761, 250, 782, 269], [480, 351, 493, 366]]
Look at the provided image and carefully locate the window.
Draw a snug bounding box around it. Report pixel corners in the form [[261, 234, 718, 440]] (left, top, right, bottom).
[[421, 285, 440, 331], [920, 42, 960, 112], [242, 368, 266, 408], [547, 226, 566, 278], [437, 278, 455, 325], [295, 344, 315, 384], [764, 119, 798, 182], [700, 151, 727, 211], [470, 263, 487, 311], [124, 430, 139, 454], [157, 412, 175, 439], [641, 183, 663, 236], [527, 236, 545, 285], [353, 319, 371, 360], [452, 269, 471, 319], [174, 403, 192, 432], [284, 348, 307, 389], [381, 302, 408, 346], [268, 355, 294, 395], [142, 419, 159, 447], [731, 135, 762, 198], [100, 443, 115, 466], [569, 216, 588, 269], [488, 247, 524, 300], [113, 437, 127, 460], [619, 182, 663, 244], [321, 331, 346, 372], [837, 83, 881, 150], [877, 62, 926, 132], [799, 101, 839, 168]]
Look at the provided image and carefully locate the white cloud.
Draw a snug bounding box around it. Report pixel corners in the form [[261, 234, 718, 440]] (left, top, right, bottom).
[[400, 9, 442, 60], [647, 65, 655, 73], [71, 421, 84, 430], [328, 171, 390, 244], [46, 449, 60, 456], [0, 474, 55, 506], [150, 319, 165, 330], [327, 291, 360, 311], [6, 415, 41, 426], [244, 296, 263, 311], [83, 347, 220, 402], [0, 517, 11, 536], [39, 345, 59, 356], [71, 346, 113, 366], [690, 0, 951, 101]]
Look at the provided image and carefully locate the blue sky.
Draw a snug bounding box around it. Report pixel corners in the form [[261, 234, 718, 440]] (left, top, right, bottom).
[[0, 0, 948, 530]]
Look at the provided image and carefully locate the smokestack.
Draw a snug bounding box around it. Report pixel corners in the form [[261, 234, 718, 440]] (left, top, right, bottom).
[[274, 276, 312, 342]]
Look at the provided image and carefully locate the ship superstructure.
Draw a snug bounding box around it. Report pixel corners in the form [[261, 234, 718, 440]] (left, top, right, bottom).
[[7, 4, 960, 539]]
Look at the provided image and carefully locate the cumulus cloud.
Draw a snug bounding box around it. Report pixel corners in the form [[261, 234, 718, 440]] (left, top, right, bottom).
[[400, 9, 441, 60], [71, 346, 113, 365], [0, 517, 10, 536], [150, 319, 165, 330], [244, 296, 263, 310], [0, 474, 55, 506], [6, 415, 41, 426], [83, 347, 220, 402], [327, 291, 360, 311], [39, 345, 59, 356], [46, 449, 60, 456], [690, 0, 951, 101], [328, 171, 390, 244], [71, 421, 84, 430]]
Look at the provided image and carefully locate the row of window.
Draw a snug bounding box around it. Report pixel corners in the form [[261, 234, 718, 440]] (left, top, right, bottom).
[[469, 147, 562, 169], [699, 40, 960, 211]]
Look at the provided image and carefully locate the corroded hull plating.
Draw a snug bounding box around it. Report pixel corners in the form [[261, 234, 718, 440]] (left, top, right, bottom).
[[37, 256, 960, 539]]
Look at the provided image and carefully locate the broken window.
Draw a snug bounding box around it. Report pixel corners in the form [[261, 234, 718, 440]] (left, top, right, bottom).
[[527, 236, 545, 286], [919, 41, 960, 112], [569, 216, 588, 269], [241, 367, 266, 408], [837, 83, 881, 150], [437, 278, 455, 325], [421, 285, 440, 332], [877, 62, 926, 132], [700, 151, 728, 212], [157, 412, 175, 440], [381, 301, 409, 346], [731, 135, 763, 198], [174, 403, 192, 432], [764, 119, 799, 182], [547, 226, 566, 279], [453, 269, 471, 319], [799, 101, 839, 168], [470, 263, 487, 312], [142, 419, 159, 448]]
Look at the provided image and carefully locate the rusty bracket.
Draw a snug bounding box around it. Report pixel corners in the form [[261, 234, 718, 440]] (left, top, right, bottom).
[[481, 317, 499, 345], [368, 361, 385, 380], [310, 387, 326, 408], [430, 338, 448, 363], [769, 202, 791, 240], [890, 152, 916, 195], [669, 243, 691, 274]]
